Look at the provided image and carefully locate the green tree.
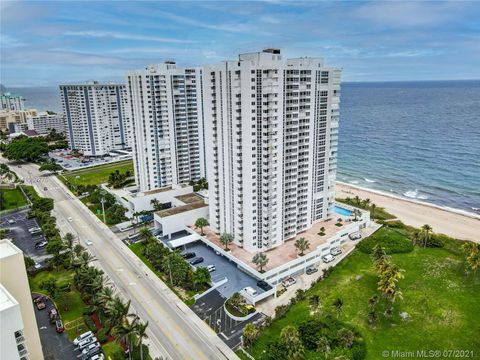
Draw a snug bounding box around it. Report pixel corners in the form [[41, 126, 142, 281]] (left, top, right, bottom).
[[138, 227, 153, 243], [39, 161, 62, 173], [193, 267, 211, 290], [242, 323, 259, 350], [252, 252, 269, 272], [194, 217, 209, 236], [308, 294, 321, 315], [40, 278, 60, 299], [332, 298, 344, 318], [462, 242, 480, 275], [134, 320, 149, 360], [3, 136, 49, 162], [113, 314, 138, 360], [105, 204, 128, 224], [280, 325, 305, 360], [421, 224, 433, 248], [370, 203, 377, 220], [220, 232, 234, 251], [294, 237, 310, 256], [316, 336, 331, 356]]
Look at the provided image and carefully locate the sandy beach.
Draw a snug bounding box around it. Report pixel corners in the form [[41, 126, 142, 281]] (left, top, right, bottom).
[[336, 182, 480, 243]]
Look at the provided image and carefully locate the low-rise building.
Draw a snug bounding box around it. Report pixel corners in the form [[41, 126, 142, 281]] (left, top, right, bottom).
[[0, 109, 38, 131], [26, 112, 66, 135]]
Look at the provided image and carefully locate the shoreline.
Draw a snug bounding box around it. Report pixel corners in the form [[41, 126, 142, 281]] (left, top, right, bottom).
[[335, 181, 480, 243]]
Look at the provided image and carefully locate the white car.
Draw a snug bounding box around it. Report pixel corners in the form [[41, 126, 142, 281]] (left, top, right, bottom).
[[330, 247, 342, 256], [78, 336, 97, 350], [73, 331, 93, 346], [243, 286, 258, 297], [349, 232, 362, 240], [68, 217, 73, 222], [85, 240, 93, 246], [82, 342, 100, 355], [281, 277, 297, 287], [88, 355, 105, 360], [206, 265, 216, 272], [8, 219, 16, 224], [322, 254, 335, 263], [34, 262, 42, 269]]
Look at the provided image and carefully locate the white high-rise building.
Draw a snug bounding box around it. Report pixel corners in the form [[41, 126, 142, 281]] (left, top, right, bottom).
[[60, 81, 132, 156], [203, 49, 341, 253], [26, 112, 66, 135], [1, 92, 25, 111], [0, 240, 44, 360], [126, 62, 205, 191]]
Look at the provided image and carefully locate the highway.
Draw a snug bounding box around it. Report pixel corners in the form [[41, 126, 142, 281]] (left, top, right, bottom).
[[1, 158, 238, 360]]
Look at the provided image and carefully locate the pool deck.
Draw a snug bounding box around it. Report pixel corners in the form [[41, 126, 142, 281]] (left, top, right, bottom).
[[189, 211, 353, 272]]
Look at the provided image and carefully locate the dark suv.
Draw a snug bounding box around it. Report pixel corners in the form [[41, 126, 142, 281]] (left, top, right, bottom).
[[189, 257, 204, 265], [256, 280, 272, 291], [182, 252, 196, 259]]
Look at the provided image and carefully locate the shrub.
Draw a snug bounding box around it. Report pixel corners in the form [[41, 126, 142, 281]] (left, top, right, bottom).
[[298, 318, 325, 350], [97, 327, 108, 343], [275, 304, 289, 319], [83, 314, 96, 332], [357, 228, 413, 254]]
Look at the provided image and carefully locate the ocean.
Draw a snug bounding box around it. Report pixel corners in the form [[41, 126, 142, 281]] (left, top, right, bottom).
[[8, 80, 480, 213]]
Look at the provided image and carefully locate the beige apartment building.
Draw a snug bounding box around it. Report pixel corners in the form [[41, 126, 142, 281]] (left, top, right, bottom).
[[0, 109, 38, 131], [0, 239, 44, 360]]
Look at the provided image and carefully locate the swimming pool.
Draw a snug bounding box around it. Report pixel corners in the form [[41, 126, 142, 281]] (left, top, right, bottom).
[[334, 205, 353, 216]]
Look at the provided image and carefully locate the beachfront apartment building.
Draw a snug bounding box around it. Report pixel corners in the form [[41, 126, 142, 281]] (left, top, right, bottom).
[[26, 112, 66, 135], [1, 92, 25, 111], [60, 81, 132, 156], [0, 240, 44, 360], [0, 109, 38, 131], [126, 62, 206, 191], [203, 49, 341, 253]]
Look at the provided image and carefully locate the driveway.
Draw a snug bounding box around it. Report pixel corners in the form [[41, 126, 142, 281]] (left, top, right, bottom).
[[32, 294, 76, 360], [0, 209, 50, 266], [184, 241, 264, 298]]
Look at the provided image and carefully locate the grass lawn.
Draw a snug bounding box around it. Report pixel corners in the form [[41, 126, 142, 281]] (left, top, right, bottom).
[[0, 187, 28, 210], [247, 231, 480, 359], [102, 341, 125, 359], [60, 160, 133, 187], [29, 268, 88, 340]]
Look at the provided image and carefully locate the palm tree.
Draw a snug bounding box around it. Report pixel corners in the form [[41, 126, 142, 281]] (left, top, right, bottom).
[[229, 292, 244, 309], [421, 224, 433, 248], [462, 242, 480, 275], [410, 230, 421, 246], [337, 328, 355, 348], [194, 217, 209, 236], [75, 251, 96, 269], [96, 286, 115, 307], [354, 195, 361, 206], [308, 294, 321, 315], [370, 203, 377, 220], [106, 298, 131, 329], [332, 297, 343, 318], [294, 237, 310, 256], [377, 262, 405, 304], [135, 320, 149, 360], [139, 227, 153, 243], [252, 253, 269, 272], [242, 323, 259, 350], [193, 267, 211, 290], [220, 232, 234, 251], [113, 314, 138, 360], [280, 325, 305, 360], [64, 233, 76, 264]]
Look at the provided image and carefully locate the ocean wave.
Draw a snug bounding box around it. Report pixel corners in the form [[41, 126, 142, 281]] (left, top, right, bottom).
[[364, 178, 376, 183], [349, 180, 359, 184], [472, 207, 480, 213], [403, 189, 429, 200]]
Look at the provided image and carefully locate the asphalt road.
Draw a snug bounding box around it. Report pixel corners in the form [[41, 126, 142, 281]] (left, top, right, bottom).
[[1, 158, 238, 360]]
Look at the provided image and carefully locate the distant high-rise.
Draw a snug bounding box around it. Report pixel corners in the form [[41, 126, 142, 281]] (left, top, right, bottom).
[[1, 92, 25, 111], [126, 63, 205, 191], [203, 49, 341, 252], [0, 240, 44, 360], [26, 112, 66, 135], [60, 81, 132, 156]]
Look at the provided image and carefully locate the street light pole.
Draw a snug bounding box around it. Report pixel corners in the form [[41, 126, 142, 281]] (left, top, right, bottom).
[[101, 197, 106, 224]]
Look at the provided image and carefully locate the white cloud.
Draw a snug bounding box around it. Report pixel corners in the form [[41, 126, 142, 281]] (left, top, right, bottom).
[[64, 31, 197, 44]]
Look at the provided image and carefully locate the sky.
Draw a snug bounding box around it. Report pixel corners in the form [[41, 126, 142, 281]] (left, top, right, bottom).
[[1, 0, 480, 87]]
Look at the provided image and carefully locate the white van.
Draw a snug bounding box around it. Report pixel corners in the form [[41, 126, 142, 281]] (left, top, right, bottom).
[[73, 331, 93, 346]]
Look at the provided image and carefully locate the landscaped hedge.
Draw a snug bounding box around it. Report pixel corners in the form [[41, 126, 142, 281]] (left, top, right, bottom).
[[357, 227, 414, 254]]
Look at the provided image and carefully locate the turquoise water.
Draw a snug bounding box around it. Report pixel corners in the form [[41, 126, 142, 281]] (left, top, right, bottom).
[[7, 80, 480, 213], [334, 206, 353, 217]]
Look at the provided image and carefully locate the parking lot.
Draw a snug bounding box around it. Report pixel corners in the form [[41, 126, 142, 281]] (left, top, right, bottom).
[[32, 294, 76, 360], [49, 150, 132, 171], [183, 241, 264, 299], [0, 209, 50, 267]]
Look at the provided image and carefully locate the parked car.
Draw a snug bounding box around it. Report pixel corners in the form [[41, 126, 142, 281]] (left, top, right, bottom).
[[34, 262, 42, 269], [206, 265, 216, 272], [322, 254, 335, 263], [33, 295, 45, 304], [189, 257, 204, 265], [78, 336, 97, 350], [85, 240, 93, 246], [35, 241, 48, 249], [349, 232, 362, 241], [243, 286, 258, 297], [330, 247, 342, 256], [55, 320, 65, 333], [281, 277, 297, 287], [44, 187, 48, 191], [306, 266, 318, 275], [48, 308, 58, 323], [8, 219, 16, 224], [257, 280, 272, 291], [36, 301, 46, 310], [88, 354, 105, 360], [73, 331, 93, 346], [181, 252, 196, 259], [82, 342, 101, 356]]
